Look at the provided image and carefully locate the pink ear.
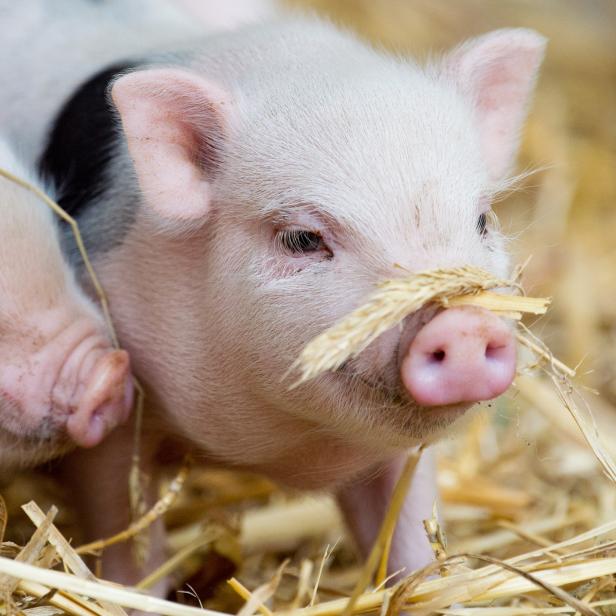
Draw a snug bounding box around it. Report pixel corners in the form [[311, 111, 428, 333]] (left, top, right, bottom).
[[446, 28, 547, 181], [111, 68, 230, 224]]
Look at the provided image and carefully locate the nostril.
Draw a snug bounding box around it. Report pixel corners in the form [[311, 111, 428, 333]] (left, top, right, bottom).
[[429, 349, 446, 364], [485, 343, 507, 360]]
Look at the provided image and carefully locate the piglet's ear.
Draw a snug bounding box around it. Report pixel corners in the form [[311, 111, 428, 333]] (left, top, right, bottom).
[[446, 28, 547, 181], [111, 68, 230, 225]]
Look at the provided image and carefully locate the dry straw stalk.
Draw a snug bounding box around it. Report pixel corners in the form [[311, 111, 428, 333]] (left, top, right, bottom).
[[290, 265, 546, 387]]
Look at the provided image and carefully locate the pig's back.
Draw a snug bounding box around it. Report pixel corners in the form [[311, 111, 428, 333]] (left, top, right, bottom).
[[0, 0, 202, 163]]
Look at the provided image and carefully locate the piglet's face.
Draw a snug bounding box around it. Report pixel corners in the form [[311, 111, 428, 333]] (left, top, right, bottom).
[[112, 27, 545, 452], [0, 142, 134, 475]]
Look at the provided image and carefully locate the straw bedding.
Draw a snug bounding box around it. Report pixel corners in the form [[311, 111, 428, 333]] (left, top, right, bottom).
[[2, 1, 616, 614]]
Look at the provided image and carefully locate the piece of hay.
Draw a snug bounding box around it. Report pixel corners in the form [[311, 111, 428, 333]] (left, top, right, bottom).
[[289, 266, 547, 388], [21, 502, 127, 616], [0, 556, 224, 616]]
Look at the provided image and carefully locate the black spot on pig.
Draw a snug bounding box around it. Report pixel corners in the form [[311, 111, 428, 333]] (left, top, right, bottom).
[[38, 63, 138, 264], [39, 63, 131, 218]]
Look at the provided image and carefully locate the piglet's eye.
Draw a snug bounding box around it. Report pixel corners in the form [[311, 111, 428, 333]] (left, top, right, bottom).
[[278, 229, 326, 254], [476, 213, 488, 236]]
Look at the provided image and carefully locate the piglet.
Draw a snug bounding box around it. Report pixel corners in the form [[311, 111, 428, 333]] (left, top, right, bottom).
[[0, 139, 133, 478], [0, 0, 545, 596]]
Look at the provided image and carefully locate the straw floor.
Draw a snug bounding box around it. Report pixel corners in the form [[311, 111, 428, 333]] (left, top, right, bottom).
[[2, 1, 616, 614]]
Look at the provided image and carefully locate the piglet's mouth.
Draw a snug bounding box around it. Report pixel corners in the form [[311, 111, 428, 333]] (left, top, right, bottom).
[[0, 399, 70, 445], [328, 362, 475, 443], [0, 415, 74, 470]]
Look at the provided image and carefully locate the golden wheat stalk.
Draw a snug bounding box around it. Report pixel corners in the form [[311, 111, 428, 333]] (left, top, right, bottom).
[[290, 266, 547, 387]]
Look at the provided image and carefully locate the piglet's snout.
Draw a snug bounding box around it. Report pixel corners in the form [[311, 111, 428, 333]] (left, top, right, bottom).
[[66, 349, 133, 448], [400, 307, 516, 407]]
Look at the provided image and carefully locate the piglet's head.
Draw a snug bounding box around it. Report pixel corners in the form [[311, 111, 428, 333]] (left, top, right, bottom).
[[110, 26, 545, 464]]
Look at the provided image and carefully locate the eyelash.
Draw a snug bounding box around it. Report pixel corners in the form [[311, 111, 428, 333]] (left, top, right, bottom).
[[477, 213, 488, 236], [277, 229, 331, 257]]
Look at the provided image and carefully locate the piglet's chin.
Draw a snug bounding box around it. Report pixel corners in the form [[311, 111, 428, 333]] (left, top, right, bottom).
[[0, 408, 73, 473], [415, 400, 474, 427]]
